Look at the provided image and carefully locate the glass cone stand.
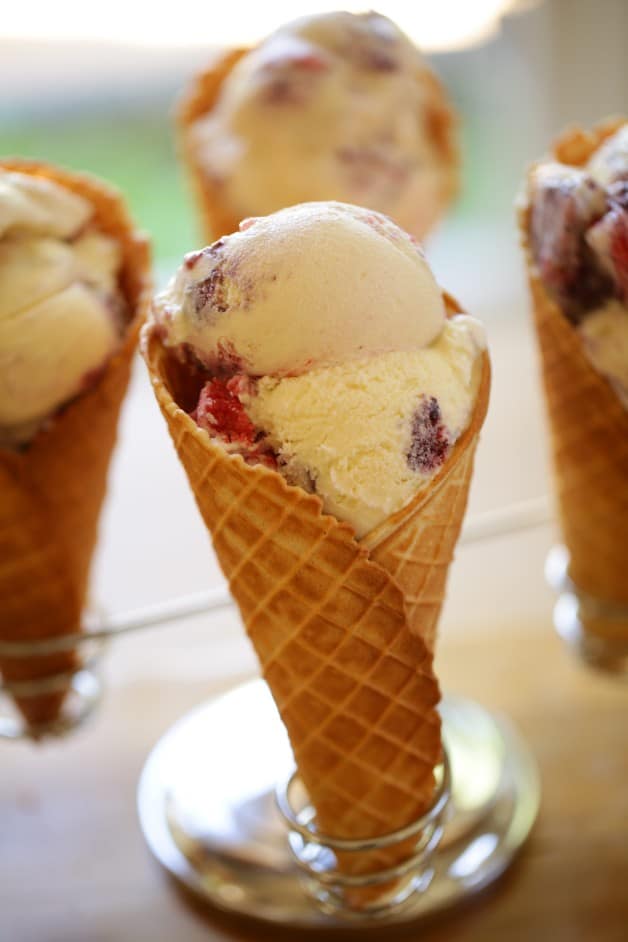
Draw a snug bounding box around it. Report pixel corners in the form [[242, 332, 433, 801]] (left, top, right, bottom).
[[137, 680, 540, 927], [545, 546, 628, 679], [0, 498, 547, 924]]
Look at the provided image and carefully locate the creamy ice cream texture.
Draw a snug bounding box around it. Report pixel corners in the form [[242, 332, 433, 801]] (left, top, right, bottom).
[[0, 171, 123, 445], [526, 123, 628, 406], [191, 10, 455, 238], [155, 201, 485, 537], [158, 201, 445, 375]]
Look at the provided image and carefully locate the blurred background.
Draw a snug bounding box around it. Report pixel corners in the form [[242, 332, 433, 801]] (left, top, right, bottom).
[[1, 0, 627, 623], [3, 0, 627, 291]]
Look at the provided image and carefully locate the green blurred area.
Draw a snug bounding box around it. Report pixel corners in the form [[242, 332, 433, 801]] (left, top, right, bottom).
[[2, 109, 199, 264], [2, 99, 489, 269]]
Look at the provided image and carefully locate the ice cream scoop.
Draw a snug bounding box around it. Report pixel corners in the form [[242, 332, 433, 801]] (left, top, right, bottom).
[[153, 201, 485, 536], [157, 201, 446, 377], [0, 171, 124, 445], [525, 122, 628, 405], [0, 169, 93, 239], [184, 10, 458, 241]]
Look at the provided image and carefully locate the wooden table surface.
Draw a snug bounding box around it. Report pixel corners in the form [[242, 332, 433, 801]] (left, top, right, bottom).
[[2, 316, 627, 941]]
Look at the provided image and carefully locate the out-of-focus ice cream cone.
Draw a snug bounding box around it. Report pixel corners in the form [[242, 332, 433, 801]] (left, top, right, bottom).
[[142, 201, 489, 897], [177, 12, 458, 242], [519, 118, 628, 642], [0, 160, 151, 729]]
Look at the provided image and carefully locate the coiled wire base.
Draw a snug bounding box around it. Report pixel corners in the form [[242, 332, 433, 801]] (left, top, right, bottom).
[[275, 752, 451, 917], [137, 681, 540, 928]]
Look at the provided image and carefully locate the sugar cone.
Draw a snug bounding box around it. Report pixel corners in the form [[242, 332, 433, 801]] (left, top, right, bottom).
[[141, 296, 489, 888], [519, 118, 628, 639], [176, 47, 459, 243], [0, 160, 151, 729]]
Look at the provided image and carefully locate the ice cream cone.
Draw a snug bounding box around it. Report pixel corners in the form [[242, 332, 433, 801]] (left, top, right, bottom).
[[0, 160, 151, 729], [176, 46, 458, 243], [141, 294, 489, 884], [519, 119, 628, 639]]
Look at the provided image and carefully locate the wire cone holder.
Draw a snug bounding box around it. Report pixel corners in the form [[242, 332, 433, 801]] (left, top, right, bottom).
[[0, 497, 551, 742], [275, 750, 451, 917]]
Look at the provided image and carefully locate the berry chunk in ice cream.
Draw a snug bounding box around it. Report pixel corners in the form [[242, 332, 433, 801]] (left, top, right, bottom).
[[153, 201, 486, 538]]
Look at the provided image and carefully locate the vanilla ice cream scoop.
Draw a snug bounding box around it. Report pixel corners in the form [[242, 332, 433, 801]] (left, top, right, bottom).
[[190, 10, 457, 239], [0, 171, 124, 445], [156, 201, 446, 376], [242, 316, 484, 535]]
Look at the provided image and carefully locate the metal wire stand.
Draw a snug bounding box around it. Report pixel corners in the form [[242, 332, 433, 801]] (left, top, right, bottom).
[[0, 495, 552, 741]]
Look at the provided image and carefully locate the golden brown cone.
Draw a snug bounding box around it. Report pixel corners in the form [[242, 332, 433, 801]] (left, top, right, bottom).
[[176, 46, 459, 243], [519, 118, 628, 638], [0, 160, 151, 728], [142, 295, 489, 892]]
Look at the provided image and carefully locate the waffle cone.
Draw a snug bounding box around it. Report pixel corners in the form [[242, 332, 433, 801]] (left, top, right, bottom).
[[519, 118, 628, 638], [142, 296, 488, 883], [0, 160, 151, 728], [176, 47, 459, 243]]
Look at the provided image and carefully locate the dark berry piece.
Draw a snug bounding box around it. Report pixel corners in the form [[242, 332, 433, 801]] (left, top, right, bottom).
[[361, 48, 397, 71], [193, 377, 256, 444], [530, 174, 614, 321], [609, 207, 628, 299], [190, 267, 227, 314], [406, 396, 450, 474]]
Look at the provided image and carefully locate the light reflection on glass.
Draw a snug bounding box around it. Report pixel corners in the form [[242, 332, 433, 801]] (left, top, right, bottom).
[[449, 833, 499, 879]]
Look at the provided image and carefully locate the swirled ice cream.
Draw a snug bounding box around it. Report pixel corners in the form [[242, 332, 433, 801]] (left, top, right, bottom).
[[153, 202, 485, 537], [0, 171, 125, 445], [525, 123, 628, 406], [188, 11, 457, 239]]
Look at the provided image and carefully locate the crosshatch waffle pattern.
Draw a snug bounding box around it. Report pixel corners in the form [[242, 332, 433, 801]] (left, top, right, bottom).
[[519, 120, 628, 616], [366, 444, 478, 654], [529, 275, 628, 609], [0, 160, 151, 727], [144, 325, 489, 854]]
